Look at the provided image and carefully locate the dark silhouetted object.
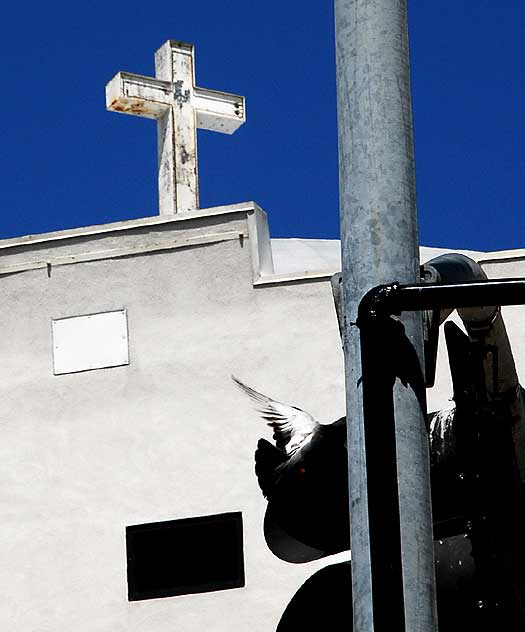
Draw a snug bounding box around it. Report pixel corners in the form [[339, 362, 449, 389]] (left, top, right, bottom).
[[233, 376, 349, 561], [277, 562, 352, 631], [126, 512, 244, 600]]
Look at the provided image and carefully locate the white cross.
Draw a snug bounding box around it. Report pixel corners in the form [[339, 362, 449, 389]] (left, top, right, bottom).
[[106, 40, 246, 215]]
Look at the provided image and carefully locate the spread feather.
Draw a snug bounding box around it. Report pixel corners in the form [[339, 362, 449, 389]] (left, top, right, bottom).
[[232, 375, 320, 456]]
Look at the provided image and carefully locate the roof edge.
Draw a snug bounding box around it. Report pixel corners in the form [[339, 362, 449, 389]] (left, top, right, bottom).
[[0, 202, 259, 251]]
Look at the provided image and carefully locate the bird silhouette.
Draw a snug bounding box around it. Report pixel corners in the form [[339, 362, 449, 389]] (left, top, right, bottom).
[[232, 376, 346, 490], [233, 376, 349, 558]]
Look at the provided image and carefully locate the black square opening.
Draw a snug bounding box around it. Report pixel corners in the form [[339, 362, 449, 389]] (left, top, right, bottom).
[[126, 511, 245, 601]]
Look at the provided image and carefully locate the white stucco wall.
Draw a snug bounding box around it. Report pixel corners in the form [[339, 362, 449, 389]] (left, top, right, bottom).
[[0, 204, 346, 632], [2, 202, 525, 631]]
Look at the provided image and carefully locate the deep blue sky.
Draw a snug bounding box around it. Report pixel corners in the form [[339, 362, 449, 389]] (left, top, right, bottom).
[[1, 2, 524, 251]]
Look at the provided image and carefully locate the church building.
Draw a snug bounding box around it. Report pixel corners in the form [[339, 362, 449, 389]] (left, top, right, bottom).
[[2, 39, 525, 631]]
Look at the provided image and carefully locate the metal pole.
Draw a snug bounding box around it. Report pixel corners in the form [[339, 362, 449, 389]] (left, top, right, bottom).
[[334, 1, 438, 631]]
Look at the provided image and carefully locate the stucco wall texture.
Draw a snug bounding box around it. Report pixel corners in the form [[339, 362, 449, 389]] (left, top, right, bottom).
[[1, 203, 524, 631]]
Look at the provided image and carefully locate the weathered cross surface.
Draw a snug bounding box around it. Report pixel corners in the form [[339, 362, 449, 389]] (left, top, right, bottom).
[[106, 40, 246, 214]]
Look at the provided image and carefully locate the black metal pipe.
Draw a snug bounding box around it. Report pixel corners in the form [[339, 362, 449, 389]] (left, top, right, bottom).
[[358, 279, 525, 322], [357, 316, 418, 632]]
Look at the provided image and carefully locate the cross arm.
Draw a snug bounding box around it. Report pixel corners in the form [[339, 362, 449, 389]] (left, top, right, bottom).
[[106, 72, 172, 119], [193, 87, 246, 134]]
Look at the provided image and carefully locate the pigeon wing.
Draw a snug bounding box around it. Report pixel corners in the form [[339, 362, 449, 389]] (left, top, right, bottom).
[[233, 376, 319, 456]]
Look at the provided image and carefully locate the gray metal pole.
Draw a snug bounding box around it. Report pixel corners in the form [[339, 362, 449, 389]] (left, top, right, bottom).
[[334, 1, 438, 631]]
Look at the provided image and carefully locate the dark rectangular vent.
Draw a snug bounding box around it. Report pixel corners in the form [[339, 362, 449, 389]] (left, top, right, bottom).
[[126, 512, 245, 601]]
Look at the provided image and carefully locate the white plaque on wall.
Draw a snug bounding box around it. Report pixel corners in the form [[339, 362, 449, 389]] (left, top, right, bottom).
[[52, 310, 129, 375]]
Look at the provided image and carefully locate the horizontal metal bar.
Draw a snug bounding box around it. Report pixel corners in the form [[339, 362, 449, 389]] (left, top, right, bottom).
[[359, 279, 525, 322]]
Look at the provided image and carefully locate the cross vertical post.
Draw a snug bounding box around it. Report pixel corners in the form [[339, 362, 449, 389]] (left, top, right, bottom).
[[335, 1, 438, 631], [106, 40, 246, 215]]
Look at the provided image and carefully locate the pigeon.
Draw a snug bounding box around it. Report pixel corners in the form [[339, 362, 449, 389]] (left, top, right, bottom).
[[233, 375, 349, 555], [232, 375, 347, 498]]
